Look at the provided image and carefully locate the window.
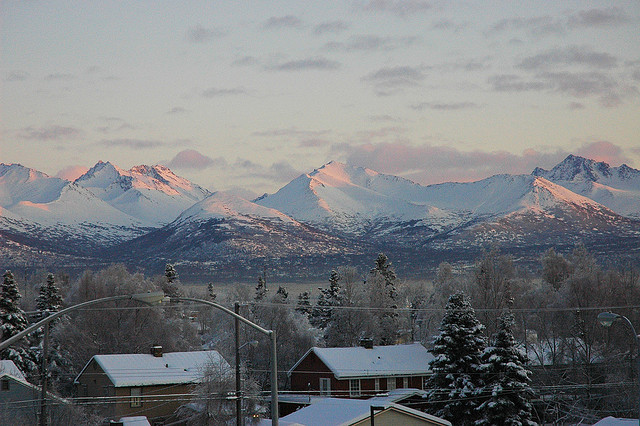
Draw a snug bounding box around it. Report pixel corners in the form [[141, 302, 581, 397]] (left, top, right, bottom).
[[387, 377, 396, 391], [402, 377, 409, 389], [319, 378, 331, 396], [1, 379, 9, 391], [422, 376, 428, 390], [349, 379, 361, 397], [130, 387, 142, 407], [374, 378, 380, 392]]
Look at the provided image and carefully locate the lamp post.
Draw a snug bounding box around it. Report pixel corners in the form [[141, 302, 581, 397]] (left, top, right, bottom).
[[597, 312, 640, 423], [171, 296, 279, 426], [0, 291, 165, 426]]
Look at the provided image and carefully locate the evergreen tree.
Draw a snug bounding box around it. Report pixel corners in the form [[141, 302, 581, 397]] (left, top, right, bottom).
[[477, 311, 536, 426], [426, 292, 486, 426], [369, 254, 399, 345], [163, 264, 182, 297], [36, 273, 63, 318], [295, 291, 312, 316], [275, 286, 289, 303], [309, 270, 341, 329], [0, 270, 37, 375], [255, 276, 267, 302], [207, 282, 217, 301]]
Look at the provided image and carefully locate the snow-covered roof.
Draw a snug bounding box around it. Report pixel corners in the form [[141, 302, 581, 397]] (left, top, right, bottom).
[[289, 343, 433, 379], [0, 360, 27, 382], [593, 417, 638, 426], [75, 350, 228, 387], [260, 398, 451, 426]]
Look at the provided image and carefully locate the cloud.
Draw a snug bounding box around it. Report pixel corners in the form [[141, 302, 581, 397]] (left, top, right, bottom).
[[98, 139, 165, 149], [252, 127, 330, 139], [5, 70, 29, 81], [359, 0, 432, 18], [44, 73, 76, 81], [568, 7, 628, 28], [19, 125, 82, 141], [55, 165, 89, 181], [167, 106, 189, 114], [186, 24, 225, 43], [488, 72, 637, 106], [362, 65, 428, 95], [234, 158, 301, 183], [488, 16, 565, 38], [166, 149, 226, 170], [267, 57, 340, 71], [575, 141, 631, 166], [411, 101, 478, 111], [335, 142, 571, 184], [263, 15, 302, 30], [324, 35, 418, 52], [518, 45, 618, 70], [313, 21, 349, 35], [202, 87, 248, 97], [232, 56, 259, 67]]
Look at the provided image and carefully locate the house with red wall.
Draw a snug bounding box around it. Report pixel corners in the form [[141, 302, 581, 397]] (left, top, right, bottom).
[[288, 342, 433, 399]]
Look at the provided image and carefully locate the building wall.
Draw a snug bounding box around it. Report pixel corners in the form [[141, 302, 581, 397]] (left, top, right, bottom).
[[290, 351, 427, 398], [75, 359, 194, 421], [352, 409, 446, 426]]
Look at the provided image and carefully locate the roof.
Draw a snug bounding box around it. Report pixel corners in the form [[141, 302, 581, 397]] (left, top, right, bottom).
[[289, 343, 433, 379], [0, 360, 27, 382], [593, 417, 639, 426], [260, 398, 451, 426], [75, 350, 229, 387]]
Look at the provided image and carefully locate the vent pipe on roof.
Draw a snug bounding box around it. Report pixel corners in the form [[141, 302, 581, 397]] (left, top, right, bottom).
[[360, 338, 374, 349], [151, 345, 163, 357]]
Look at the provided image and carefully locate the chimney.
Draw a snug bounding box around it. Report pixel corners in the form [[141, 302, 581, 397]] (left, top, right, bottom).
[[360, 338, 373, 349], [151, 345, 163, 357]]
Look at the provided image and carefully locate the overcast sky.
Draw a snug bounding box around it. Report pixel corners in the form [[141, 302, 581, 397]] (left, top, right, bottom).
[[2, 1, 639, 197]]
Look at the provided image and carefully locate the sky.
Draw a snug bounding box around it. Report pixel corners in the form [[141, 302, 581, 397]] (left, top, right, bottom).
[[2, 1, 639, 198]]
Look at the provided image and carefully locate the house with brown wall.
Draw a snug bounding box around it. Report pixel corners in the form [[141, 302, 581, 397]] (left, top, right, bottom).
[[288, 342, 433, 399], [74, 346, 229, 422]]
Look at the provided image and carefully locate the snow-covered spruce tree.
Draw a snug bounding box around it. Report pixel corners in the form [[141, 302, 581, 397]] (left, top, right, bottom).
[[309, 270, 341, 330], [163, 263, 182, 297], [255, 275, 267, 302], [426, 292, 486, 426], [476, 311, 536, 426], [295, 291, 312, 317], [36, 272, 63, 318], [369, 253, 399, 345], [0, 270, 37, 376]]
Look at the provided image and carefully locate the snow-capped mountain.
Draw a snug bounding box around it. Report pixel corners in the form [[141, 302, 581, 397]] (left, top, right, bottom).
[[255, 161, 460, 236], [75, 161, 211, 226], [533, 155, 640, 218], [1, 156, 638, 278], [108, 191, 360, 272], [0, 163, 148, 253]]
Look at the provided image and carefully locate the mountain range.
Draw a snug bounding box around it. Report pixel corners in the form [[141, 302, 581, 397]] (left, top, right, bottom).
[[1, 155, 639, 279]]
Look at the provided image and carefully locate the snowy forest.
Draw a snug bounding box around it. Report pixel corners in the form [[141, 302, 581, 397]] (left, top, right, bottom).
[[1, 245, 639, 424]]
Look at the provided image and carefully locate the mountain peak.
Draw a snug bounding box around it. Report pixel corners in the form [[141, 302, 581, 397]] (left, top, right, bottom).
[[532, 155, 612, 182]]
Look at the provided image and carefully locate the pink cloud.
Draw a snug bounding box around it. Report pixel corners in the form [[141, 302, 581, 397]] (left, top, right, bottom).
[[575, 141, 631, 166], [336, 142, 569, 184], [166, 149, 226, 170], [56, 165, 89, 181]]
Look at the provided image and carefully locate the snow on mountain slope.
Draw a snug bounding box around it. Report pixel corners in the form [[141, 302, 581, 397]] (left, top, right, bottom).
[[75, 161, 211, 225], [532, 155, 640, 218], [255, 161, 458, 234], [177, 191, 297, 224], [0, 163, 68, 206]]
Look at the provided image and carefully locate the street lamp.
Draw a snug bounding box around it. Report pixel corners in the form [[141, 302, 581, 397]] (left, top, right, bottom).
[[597, 311, 640, 423], [171, 296, 279, 426], [0, 291, 165, 426]]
